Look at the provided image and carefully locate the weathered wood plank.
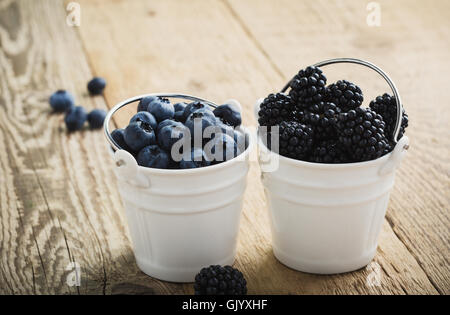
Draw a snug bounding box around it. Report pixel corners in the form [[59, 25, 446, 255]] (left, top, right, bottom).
[[0, 0, 174, 294], [227, 0, 450, 294], [76, 0, 441, 294]]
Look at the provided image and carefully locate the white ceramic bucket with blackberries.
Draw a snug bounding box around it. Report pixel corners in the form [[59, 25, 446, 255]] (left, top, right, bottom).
[[104, 94, 252, 282], [255, 58, 410, 274]]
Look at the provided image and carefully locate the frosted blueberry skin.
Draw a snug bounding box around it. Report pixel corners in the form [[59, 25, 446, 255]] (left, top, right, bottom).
[[130, 111, 157, 130], [180, 147, 211, 169], [184, 110, 217, 142], [124, 121, 156, 152], [173, 102, 188, 112], [157, 121, 188, 152], [147, 98, 175, 122], [87, 77, 106, 95], [111, 128, 134, 153], [213, 103, 242, 127], [182, 101, 210, 122], [64, 106, 87, 131], [87, 109, 107, 129], [137, 145, 170, 169], [137, 96, 157, 112], [206, 134, 239, 163], [49, 90, 74, 112]]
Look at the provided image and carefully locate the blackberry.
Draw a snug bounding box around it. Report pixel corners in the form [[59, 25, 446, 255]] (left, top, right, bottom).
[[288, 66, 327, 111], [336, 108, 389, 162], [325, 80, 363, 112], [258, 93, 295, 128], [194, 265, 247, 295], [369, 93, 408, 141], [296, 102, 340, 141], [311, 140, 349, 163], [278, 121, 314, 160]]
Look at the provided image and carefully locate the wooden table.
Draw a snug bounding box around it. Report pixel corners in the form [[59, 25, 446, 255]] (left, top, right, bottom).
[[0, 0, 448, 295]]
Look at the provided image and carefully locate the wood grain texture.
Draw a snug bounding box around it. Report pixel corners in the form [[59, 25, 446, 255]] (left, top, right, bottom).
[[71, 0, 447, 294], [0, 0, 447, 294], [226, 0, 450, 295], [0, 0, 189, 294]]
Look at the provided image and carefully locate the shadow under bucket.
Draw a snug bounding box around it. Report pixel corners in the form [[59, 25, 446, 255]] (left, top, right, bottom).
[[255, 58, 410, 274], [104, 95, 252, 282]]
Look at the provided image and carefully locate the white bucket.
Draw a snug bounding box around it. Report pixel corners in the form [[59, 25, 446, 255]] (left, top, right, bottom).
[[255, 96, 409, 274], [105, 96, 252, 282]]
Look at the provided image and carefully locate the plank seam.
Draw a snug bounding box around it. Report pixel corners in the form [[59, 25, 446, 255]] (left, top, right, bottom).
[[221, 0, 286, 82]]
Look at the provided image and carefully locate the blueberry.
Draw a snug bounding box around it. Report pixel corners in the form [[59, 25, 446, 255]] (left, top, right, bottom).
[[174, 111, 185, 122], [124, 121, 156, 152], [185, 111, 217, 145], [157, 121, 189, 152], [87, 77, 106, 95], [137, 145, 170, 169], [49, 90, 74, 112], [213, 103, 242, 127], [174, 102, 188, 112], [157, 119, 178, 133], [111, 128, 133, 152], [182, 101, 210, 121], [205, 134, 239, 163], [130, 111, 157, 130], [137, 96, 157, 112], [64, 106, 87, 131], [147, 97, 174, 122], [87, 109, 107, 129], [180, 148, 211, 169]]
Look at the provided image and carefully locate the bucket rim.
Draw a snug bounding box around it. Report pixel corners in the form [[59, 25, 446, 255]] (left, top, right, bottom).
[[111, 127, 253, 176], [257, 135, 397, 169]]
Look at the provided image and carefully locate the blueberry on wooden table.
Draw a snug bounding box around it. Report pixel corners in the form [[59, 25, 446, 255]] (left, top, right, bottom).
[[64, 106, 87, 131], [49, 90, 74, 112], [87, 77, 106, 95], [87, 109, 106, 129]]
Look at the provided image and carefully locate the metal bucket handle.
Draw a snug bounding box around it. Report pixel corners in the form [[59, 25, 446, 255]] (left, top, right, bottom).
[[282, 57, 405, 144]]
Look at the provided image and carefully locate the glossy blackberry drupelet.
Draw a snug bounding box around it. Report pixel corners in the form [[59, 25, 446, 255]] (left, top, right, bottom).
[[336, 108, 389, 162], [278, 121, 314, 160], [311, 140, 349, 163], [87, 77, 106, 95], [288, 66, 327, 112], [194, 265, 247, 295], [296, 102, 341, 141], [325, 80, 363, 112], [49, 90, 74, 112], [258, 93, 295, 128], [369, 93, 409, 141]]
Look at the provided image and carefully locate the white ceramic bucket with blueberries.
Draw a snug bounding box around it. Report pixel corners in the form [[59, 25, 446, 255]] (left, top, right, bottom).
[[104, 94, 252, 282], [255, 58, 410, 274]]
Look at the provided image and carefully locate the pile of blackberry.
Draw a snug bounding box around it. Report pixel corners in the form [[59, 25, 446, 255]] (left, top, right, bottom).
[[258, 66, 409, 163]]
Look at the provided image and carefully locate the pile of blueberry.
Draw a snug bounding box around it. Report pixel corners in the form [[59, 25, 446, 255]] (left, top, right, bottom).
[[111, 96, 246, 169], [258, 66, 409, 163], [49, 77, 107, 131]]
